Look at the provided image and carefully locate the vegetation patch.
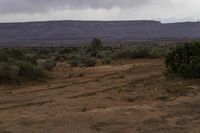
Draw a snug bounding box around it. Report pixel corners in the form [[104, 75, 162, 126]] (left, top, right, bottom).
[[0, 49, 54, 83], [165, 42, 200, 78]]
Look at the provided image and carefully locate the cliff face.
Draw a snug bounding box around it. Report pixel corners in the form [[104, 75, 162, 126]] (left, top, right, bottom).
[[0, 20, 200, 46]]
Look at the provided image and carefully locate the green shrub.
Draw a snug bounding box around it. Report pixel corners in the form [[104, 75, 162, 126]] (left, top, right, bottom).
[[68, 54, 96, 67], [68, 53, 83, 67], [54, 53, 67, 61], [96, 52, 105, 59], [87, 38, 102, 57], [0, 60, 49, 83], [15, 60, 49, 81], [84, 58, 96, 67], [110, 46, 168, 60], [34, 48, 50, 59], [96, 51, 112, 59], [111, 47, 150, 59], [70, 59, 79, 67], [102, 58, 111, 65], [165, 42, 200, 78], [0, 49, 24, 61], [41, 60, 56, 71], [67, 53, 82, 60], [91, 38, 102, 48], [150, 47, 169, 58], [81, 57, 96, 67], [0, 49, 50, 83], [131, 47, 151, 58], [59, 48, 68, 54], [0, 62, 17, 82]]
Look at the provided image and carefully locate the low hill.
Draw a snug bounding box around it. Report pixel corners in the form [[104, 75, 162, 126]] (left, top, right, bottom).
[[0, 20, 200, 46]]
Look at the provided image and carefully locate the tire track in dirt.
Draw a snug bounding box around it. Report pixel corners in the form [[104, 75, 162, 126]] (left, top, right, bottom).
[[13, 72, 120, 95], [0, 73, 123, 111], [0, 72, 163, 111], [0, 73, 119, 97], [0, 100, 53, 111], [0, 60, 164, 113], [0, 62, 163, 96], [15, 64, 163, 96], [67, 73, 163, 99]]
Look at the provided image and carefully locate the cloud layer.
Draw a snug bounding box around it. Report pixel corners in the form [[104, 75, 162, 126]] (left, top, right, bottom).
[[0, 0, 155, 14], [0, 0, 199, 22]]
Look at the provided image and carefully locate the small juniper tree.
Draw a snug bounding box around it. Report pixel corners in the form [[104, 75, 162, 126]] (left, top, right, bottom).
[[165, 42, 200, 78], [88, 38, 102, 57]]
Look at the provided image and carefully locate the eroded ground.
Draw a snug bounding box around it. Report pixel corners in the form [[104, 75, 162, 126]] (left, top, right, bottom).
[[0, 59, 199, 133]]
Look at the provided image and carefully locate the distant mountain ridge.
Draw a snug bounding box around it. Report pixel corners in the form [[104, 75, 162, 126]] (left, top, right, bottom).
[[0, 20, 200, 46]]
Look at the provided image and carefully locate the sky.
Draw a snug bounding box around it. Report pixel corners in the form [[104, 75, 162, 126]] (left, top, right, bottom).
[[0, 0, 199, 23]]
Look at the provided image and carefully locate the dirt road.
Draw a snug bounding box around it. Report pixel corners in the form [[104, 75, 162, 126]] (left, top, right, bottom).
[[0, 59, 199, 133]]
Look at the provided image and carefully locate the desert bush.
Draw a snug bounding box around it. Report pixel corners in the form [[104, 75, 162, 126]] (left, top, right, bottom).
[[111, 47, 150, 59], [0, 49, 24, 61], [96, 51, 112, 59], [70, 59, 79, 67], [0, 49, 38, 64], [87, 38, 102, 57], [59, 48, 69, 54], [0, 60, 49, 83], [34, 48, 51, 59], [165, 42, 200, 78], [150, 47, 169, 58], [68, 53, 82, 67], [41, 60, 56, 71], [69, 54, 96, 67], [0, 49, 50, 83], [0, 62, 17, 82], [131, 47, 151, 58], [54, 53, 67, 61], [16, 60, 48, 81], [90, 38, 102, 50], [102, 57, 112, 65], [96, 52, 105, 59], [81, 56, 96, 67], [110, 46, 169, 60], [67, 53, 82, 60]]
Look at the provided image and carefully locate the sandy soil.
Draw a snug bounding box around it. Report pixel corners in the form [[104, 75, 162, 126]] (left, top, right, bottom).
[[0, 59, 199, 133]]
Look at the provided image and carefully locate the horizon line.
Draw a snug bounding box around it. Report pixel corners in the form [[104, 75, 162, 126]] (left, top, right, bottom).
[[0, 19, 199, 24]]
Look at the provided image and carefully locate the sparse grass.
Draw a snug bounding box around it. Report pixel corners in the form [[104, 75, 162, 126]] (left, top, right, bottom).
[[156, 95, 169, 101], [163, 80, 186, 95]]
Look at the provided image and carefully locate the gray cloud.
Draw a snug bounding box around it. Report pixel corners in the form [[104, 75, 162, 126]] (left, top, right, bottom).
[[0, 0, 199, 23], [0, 0, 154, 14]]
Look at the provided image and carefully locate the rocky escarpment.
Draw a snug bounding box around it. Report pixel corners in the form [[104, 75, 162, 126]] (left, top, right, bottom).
[[0, 20, 200, 46]]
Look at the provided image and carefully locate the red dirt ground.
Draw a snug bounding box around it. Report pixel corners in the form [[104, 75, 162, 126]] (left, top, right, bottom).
[[0, 59, 199, 133]]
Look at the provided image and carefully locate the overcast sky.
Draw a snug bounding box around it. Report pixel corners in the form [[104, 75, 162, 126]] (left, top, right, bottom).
[[0, 0, 199, 23]]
